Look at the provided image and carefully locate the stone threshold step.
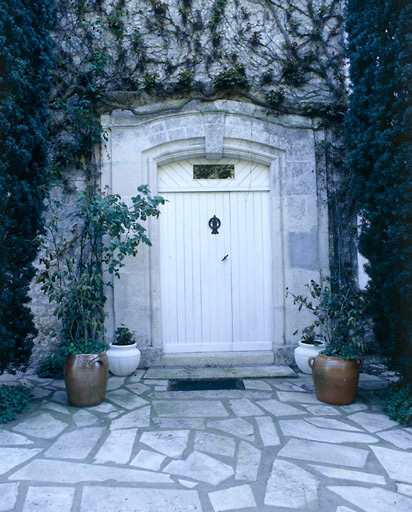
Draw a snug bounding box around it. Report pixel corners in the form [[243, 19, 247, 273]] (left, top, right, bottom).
[[144, 365, 297, 381]]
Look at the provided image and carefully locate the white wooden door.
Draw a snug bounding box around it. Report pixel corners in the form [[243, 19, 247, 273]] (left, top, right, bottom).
[[159, 158, 273, 353]]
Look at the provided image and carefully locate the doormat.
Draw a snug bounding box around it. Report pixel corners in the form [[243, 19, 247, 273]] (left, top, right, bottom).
[[168, 379, 245, 391]]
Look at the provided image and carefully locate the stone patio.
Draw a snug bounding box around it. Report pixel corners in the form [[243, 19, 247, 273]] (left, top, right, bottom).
[[1, 367, 412, 511]]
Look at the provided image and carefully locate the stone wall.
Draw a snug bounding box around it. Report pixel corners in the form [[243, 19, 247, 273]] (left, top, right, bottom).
[[29, 0, 347, 368]]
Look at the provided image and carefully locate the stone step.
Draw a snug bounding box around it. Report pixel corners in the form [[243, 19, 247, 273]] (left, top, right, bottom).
[[143, 365, 297, 381]]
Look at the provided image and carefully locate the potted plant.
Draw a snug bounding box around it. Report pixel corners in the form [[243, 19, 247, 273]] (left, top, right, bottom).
[[37, 185, 164, 406], [107, 326, 141, 376], [293, 325, 327, 374], [289, 278, 369, 405]]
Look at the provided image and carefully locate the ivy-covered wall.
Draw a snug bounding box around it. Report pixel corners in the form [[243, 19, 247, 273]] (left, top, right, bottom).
[[31, 0, 352, 365]]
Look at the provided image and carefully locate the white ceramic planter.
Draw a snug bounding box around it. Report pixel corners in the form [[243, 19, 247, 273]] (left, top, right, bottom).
[[107, 343, 141, 376], [294, 339, 327, 374]]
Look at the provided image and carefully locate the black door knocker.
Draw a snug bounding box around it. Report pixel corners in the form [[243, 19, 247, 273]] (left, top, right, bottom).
[[209, 215, 221, 234]]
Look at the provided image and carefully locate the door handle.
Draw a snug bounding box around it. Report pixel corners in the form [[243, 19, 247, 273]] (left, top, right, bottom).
[[222, 254, 229, 262]]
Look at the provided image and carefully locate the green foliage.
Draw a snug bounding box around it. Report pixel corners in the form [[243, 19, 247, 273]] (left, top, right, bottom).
[[143, 72, 160, 91], [37, 185, 165, 354], [266, 88, 285, 108], [346, 1, 412, 379], [0, 385, 31, 424], [36, 352, 66, 379], [288, 278, 369, 359], [209, 0, 227, 30], [150, 0, 168, 16], [176, 70, 194, 90], [213, 64, 249, 91], [0, 0, 55, 374], [62, 338, 109, 355], [381, 380, 412, 427], [107, 6, 126, 39], [113, 326, 135, 346]]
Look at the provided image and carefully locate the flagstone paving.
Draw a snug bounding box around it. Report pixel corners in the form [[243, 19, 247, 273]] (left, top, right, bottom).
[[1, 369, 412, 511]]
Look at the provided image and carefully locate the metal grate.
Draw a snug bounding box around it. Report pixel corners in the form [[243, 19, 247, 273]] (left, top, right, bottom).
[[168, 378, 245, 391]]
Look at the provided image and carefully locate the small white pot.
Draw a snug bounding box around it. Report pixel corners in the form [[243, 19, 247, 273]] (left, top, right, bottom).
[[107, 343, 141, 376], [294, 339, 327, 374]]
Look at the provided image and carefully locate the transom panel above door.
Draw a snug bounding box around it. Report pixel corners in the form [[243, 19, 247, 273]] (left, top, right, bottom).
[[158, 158, 273, 353]]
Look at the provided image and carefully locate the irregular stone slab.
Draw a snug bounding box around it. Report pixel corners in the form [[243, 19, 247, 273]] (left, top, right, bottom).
[[256, 416, 280, 446], [228, 399, 264, 417], [51, 391, 69, 404], [376, 429, 412, 449], [209, 484, 256, 511], [305, 417, 362, 432], [145, 365, 296, 380], [150, 390, 272, 400], [278, 439, 369, 468], [46, 427, 104, 459], [81, 487, 201, 512], [397, 483, 412, 498], [30, 387, 52, 399], [328, 485, 412, 512], [164, 451, 234, 485], [276, 391, 320, 404], [41, 402, 70, 415], [73, 410, 104, 427], [309, 464, 386, 485], [126, 383, 150, 395], [106, 377, 126, 390], [371, 446, 412, 484], [129, 369, 146, 381], [0, 483, 19, 512], [152, 417, 205, 430], [194, 431, 236, 457], [257, 399, 305, 417], [13, 412, 67, 439], [130, 450, 166, 470], [279, 419, 377, 444], [0, 448, 41, 475], [349, 412, 398, 432], [10, 459, 172, 484], [178, 479, 198, 488], [144, 379, 169, 386], [303, 404, 341, 416], [264, 459, 319, 509], [23, 486, 75, 512], [95, 429, 136, 464], [106, 411, 123, 420], [106, 389, 148, 410], [88, 401, 118, 414], [235, 441, 261, 481], [243, 379, 272, 391], [208, 418, 255, 442], [153, 400, 228, 418], [271, 381, 305, 391], [110, 406, 151, 430], [0, 430, 32, 445], [140, 430, 189, 458]]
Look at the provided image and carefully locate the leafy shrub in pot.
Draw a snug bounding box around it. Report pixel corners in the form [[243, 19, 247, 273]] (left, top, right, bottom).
[[289, 278, 370, 404], [107, 326, 141, 376]]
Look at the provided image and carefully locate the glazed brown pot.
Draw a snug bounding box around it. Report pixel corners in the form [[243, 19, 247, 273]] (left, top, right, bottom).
[[308, 353, 363, 405], [64, 353, 109, 407]]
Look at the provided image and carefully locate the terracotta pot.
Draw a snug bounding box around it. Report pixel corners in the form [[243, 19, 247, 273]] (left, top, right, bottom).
[[107, 342, 141, 376], [308, 353, 363, 405], [294, 339, 327, 374], [64, 353, 109, 407]]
